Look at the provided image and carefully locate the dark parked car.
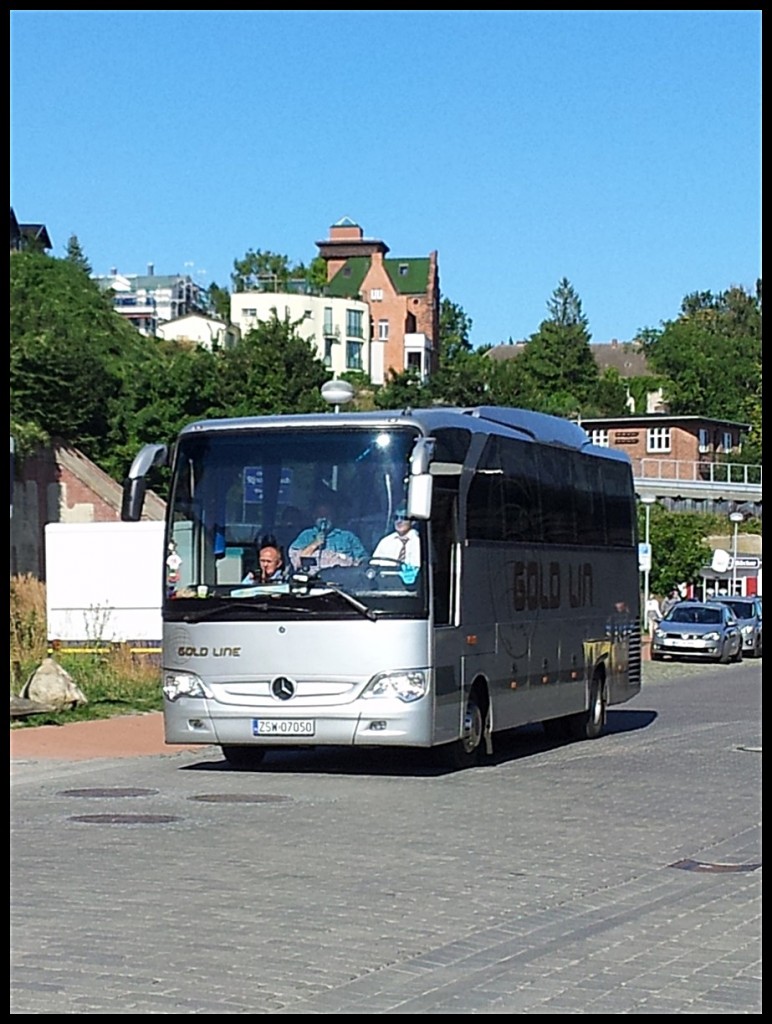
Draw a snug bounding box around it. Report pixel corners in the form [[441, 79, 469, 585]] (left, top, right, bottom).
[[651, 601, 743, 664], [712, 596, 762, 658]]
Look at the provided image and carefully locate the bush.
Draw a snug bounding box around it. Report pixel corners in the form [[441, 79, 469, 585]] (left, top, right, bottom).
[[10, 574, 162, 726], [10, 573, 48, 691]]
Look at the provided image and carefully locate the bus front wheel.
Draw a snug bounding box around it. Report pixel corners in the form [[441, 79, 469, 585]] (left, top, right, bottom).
[[436, 687, 485, 770], [221, 745, 267, 769]]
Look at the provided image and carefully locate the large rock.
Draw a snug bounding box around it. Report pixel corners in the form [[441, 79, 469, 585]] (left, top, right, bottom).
[[20, 657, 89, 711]]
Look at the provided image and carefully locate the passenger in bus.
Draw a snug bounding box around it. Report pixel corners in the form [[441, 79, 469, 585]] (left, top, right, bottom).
[[370, 509, 421, 567], [288, 498, 368, 570], [242, 539, 286, 584]]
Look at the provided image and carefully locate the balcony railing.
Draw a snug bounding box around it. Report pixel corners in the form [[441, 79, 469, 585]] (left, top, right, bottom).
[[633, 458, 761, 487]]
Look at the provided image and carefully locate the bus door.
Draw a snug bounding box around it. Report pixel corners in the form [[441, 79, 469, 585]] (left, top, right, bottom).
[[430, 479, 464, 745]]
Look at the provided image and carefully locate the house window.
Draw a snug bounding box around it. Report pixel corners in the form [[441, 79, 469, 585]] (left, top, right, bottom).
[[378, 319, 389, 341], [589, 429, 609, 447], [346, 308, 363, 339], [370, 288, 383, 301], [698, 428, 709, 453], [722, 431, 733, 452], [324, 339, 334, 367], [399, 264, 409, 276], [323, 307, 333, 336], [346, 341, 363, 370], [406, 351, 422, 373], [647, 427, 671, 453], [243, 307, 257, 317]]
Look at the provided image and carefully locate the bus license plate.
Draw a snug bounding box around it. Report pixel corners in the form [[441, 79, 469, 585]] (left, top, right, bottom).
[[252, 719, 315, 736]]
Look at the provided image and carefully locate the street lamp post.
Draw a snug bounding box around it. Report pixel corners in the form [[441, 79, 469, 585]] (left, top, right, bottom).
[[320, 379, 354, 415], [640, 495, 657, 633], [729, 511, 744, 595]]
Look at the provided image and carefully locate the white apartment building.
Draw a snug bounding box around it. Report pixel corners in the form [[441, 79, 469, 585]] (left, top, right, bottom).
[[230, 291, 384, 384], [93, 264, 205, 336]]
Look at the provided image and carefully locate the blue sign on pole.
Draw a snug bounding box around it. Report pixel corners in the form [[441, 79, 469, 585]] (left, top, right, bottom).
[[638, 542, 652, 572]]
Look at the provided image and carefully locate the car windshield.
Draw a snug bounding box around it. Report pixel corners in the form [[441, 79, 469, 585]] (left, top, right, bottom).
[[718, 600, 753, 619], [668, 606, 723, 625]]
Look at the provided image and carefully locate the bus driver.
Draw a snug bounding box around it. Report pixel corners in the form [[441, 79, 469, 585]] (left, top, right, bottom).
[[371, 508, 421, 567]]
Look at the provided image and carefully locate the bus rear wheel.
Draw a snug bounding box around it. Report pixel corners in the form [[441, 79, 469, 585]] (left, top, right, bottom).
[[568, 675, 605, 741], [221, 746, 267, 769]]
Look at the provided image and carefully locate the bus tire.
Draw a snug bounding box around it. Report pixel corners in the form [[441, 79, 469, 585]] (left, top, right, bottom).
[[568, 674, 605, 741], [436, 686, 485, 770], [221, 745, 267, 769]]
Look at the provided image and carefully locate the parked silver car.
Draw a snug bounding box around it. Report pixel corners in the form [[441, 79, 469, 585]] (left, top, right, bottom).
[[712, 596, 763, 658], [651, 601, 743, 664]]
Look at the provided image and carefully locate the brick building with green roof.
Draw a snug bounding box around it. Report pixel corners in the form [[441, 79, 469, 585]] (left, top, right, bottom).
[[316, 218, 440, 379]]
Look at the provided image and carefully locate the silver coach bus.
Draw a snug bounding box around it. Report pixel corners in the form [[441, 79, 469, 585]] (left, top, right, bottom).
[[122, 405, 641, 769]]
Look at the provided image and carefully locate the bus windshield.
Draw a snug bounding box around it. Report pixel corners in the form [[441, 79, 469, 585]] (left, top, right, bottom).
[[164, 424, 428, 620]]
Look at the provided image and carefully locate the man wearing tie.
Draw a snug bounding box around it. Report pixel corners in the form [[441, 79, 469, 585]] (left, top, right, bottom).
[[370, 509, 421, 567]]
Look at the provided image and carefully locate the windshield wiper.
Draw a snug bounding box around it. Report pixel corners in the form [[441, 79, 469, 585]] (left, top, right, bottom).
[[290, 575, 377, 621], [172, 594, 323, 623]]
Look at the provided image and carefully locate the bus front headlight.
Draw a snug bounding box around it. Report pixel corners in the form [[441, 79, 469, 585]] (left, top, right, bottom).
[[362, 670, 428, 703], [163, 671, 213, 701]]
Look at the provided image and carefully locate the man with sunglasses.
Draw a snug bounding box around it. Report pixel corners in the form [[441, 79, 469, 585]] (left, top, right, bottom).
[[370, 508, 421, 567]]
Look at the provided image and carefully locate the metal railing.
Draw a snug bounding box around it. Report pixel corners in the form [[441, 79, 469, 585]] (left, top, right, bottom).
[[633, 458, 762, 487]]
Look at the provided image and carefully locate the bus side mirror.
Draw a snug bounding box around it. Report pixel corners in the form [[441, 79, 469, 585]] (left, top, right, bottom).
[[407, 436, 435, 519], [121, 477, 147, 522], [407, 474, 432, 520], [121, 443, 168, 522]]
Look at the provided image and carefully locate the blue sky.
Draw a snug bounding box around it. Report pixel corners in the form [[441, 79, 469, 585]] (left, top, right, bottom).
[[10, 10, 761, 349]]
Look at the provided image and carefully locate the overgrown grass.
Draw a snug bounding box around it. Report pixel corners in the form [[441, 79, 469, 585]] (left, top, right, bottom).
[[10, 573, 163, 729]]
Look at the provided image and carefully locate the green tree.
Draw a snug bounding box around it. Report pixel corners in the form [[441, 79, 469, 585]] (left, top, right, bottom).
[[438, 297, 473, 363], [426, 299, 492, 406], [546, 275, 590, 330], [307, 256, 328, 292], [739, 361, 762, 463], [640, 505, 714, 597], [64, 234, 92, 275], [231, 249, 309, 293], [211, 312, 329, 417], [373, 367, 430, 410], [105, 341, 220, 483], [640, 283, 761, 424], [427, 349, 494, 406], [585, 368, 631, 418], [679, 283, 761, 338], [515, 278, 599, 416], [204, 281, 232, 322], [10, 252, 141, 467]]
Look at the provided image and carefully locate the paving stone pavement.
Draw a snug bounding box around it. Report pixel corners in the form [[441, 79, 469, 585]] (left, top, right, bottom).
[[10, 657, 761, 1013]]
